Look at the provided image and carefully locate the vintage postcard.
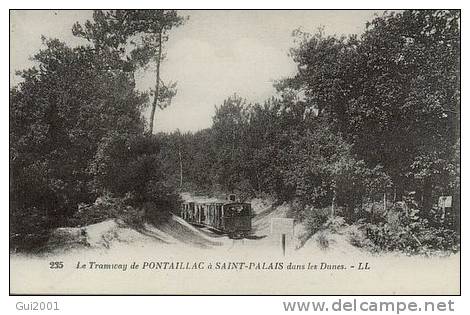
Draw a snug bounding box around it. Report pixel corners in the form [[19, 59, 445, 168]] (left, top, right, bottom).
[[9, 9, 460, 295]]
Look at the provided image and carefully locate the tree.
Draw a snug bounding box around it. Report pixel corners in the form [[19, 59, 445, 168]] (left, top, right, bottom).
[[89, 132, 171, 204], [282, 10, 460, 207], [211, 95, 251, 192], [10, 38, 147, 247], [73, 10, 186, 134]]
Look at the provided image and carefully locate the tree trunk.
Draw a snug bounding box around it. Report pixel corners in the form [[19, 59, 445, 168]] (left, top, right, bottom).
[[422, 178, 433, 212], [149, 29, 163, 134]]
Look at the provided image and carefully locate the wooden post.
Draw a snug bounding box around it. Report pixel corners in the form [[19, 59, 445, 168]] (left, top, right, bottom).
[[281, 234, 286, 256], [331, 193, 336, 217]]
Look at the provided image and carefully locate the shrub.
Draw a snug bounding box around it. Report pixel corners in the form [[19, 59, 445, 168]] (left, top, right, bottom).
[[363, 202, 460, 254], [10, 207, 51, 252], [324, 216, 346, 233], [89, 132, 180, 218], [144, 180, 181, 220], [316, 232, 330, 250], [304, 207, 330, 235], [348, 224, 376, 249], [416, 225, 460, 253], [90, 132, 160, 200], [69, 195, 146, 229]]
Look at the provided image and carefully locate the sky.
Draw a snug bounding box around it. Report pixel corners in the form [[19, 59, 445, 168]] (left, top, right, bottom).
[[10, 10, 383, 132]]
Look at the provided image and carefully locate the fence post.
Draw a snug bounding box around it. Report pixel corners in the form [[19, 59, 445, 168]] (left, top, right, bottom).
[[281, 234, 286, 256]]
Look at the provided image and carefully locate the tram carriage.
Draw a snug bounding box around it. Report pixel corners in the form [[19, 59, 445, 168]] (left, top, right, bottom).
[[180, 196, 252, 238]]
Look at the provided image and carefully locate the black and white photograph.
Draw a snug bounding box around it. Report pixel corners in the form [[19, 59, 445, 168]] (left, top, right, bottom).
[[9, 9, 460, 295]]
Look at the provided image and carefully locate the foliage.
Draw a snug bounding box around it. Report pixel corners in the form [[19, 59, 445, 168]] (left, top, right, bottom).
[[9, 206, 51, 252], [303, 207, 330, 235], [10, 38, 147, 241], [348, 225, 375, 249], [324, 216, 347, 233], [10, 10, 459, 254], [362, 202, 460, 254], [153, 10, 460, 254], [9, 19, 178, 250], [89, 132, 180, 219], [316, 232, 330, 250], [72, 10, 185, 71], [160, 94, 393, 221], [91, 133, 158, 199], [283, 10, 460, 211], [68, 196, 145, 228], [73, 10, 186, 133]]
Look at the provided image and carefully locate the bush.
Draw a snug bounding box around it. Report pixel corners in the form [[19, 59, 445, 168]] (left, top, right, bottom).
[[304, 207, 330, 235], [417, 226, 460, 253], [316, 232, 330, 250], [144, 180, 181, 219], [69, 195, 146, 229], [348, 224, 376, 249], [90, 132, 180, 216], [10, 207, 51, 252], [362, 202, 460, 254], [324, 216, 346, 233], [90, 132, 159, 199]]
